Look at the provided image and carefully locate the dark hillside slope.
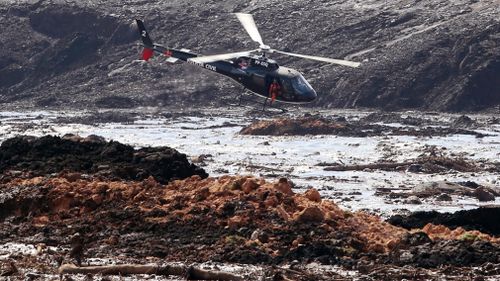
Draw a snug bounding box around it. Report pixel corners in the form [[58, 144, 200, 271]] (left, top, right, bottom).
[[0, 0, 498, 111]]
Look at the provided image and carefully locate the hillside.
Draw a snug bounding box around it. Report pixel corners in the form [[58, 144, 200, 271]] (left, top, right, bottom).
[[0, 0, 499, 111]]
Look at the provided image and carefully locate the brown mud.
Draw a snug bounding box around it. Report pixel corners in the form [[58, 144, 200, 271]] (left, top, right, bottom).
[[239, 115, 488, 137], [2, 174, 500, 268]]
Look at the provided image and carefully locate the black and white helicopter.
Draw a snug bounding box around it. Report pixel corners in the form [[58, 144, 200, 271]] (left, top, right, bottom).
[[136, 13, 360, 107]]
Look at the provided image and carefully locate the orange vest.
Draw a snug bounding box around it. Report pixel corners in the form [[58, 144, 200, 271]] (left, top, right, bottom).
[[269, 82, 280, 96]]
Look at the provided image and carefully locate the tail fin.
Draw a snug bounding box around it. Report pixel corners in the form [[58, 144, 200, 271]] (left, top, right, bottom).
[[136, 19, 154, 61]]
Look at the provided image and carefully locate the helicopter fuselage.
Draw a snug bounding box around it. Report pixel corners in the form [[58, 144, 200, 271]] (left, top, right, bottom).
[[147, 44, 317, 104]]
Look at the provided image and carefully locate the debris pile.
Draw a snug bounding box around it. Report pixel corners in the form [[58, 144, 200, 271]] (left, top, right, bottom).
[[1, 173, 499, 269], [0, 175, 406, 264]]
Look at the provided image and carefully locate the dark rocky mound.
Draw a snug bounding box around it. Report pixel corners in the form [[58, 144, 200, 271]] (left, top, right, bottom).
[[387, 207, 500, 236], [452, 115, 477, 128], [0, 0, 499, 111], [0, 135, 207, 183]]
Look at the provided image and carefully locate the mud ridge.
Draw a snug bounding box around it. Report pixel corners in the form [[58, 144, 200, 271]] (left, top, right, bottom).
[[239, 115, 487, 137]]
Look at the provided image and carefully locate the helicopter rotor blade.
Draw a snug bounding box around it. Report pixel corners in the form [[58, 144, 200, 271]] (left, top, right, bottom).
[[188, 49, 258, 63], [272, 49, 361, 68], [234, 13, 265, 46]]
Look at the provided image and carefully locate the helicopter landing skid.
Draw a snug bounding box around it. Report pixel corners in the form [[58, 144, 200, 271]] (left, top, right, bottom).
[[223, 90, 288, 114]]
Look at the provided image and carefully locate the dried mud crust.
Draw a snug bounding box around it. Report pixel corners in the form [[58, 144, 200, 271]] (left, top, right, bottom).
[[239, 116, 488, 137], [0, 135, 207, 183], [1, 174, 500, 269]]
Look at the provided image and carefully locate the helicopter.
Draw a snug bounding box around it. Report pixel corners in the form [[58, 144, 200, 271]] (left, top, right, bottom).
[[136, 13, 360, 107]]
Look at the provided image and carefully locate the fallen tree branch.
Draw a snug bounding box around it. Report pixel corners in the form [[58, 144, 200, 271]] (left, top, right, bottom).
[[59, 264, 243, 280]]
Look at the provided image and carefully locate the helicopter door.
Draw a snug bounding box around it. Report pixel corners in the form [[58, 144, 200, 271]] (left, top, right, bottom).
[[250, 72, 266, 94]]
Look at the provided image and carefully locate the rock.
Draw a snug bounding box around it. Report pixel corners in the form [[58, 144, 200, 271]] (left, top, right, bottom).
[[274, 178, 294, 196], [264, 195, 279, 208], [90, 194, 103, 205], [291, 236, 305, 247], [453, 115, 476, 128], [227, 215, 247, 229], [62, 172, 82, 182], [250, 229, 269, 243], [435, 193, 453, 202], [295, 206, 325, 223], [405, 196, 422, 205], [83, 134, 106, 143], [242, 178, 259, 194], [0, 260, 17, 276], [250, 229, 259, 240], [472, 187, 495, 202], [304, 188, 321, 202], [406, 164, 423, 173]]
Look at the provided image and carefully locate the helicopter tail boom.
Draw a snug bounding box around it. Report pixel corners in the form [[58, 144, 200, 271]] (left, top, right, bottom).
[[136, 19, 198, 64], [136, 19, 155, 61]]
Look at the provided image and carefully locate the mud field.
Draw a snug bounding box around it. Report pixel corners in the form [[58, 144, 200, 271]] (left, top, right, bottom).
[[0, 108, 499, 280]]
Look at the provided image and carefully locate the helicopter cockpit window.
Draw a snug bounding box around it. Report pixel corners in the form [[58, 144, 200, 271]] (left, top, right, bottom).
[[280, 78, 293, 92], [279, 77, 295, 99], [236, 58, 249, 69], [292, 76, 313, 93]]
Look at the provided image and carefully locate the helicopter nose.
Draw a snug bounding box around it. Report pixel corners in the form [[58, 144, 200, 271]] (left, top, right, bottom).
[[299, 88, 317, 102], [306, 89, 317, 102], [294, 89, 317, 103]]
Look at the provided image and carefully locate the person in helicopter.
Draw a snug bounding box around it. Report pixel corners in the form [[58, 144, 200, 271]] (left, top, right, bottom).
[[268, 78, 281, 103], [238, 58, 249, 69]]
